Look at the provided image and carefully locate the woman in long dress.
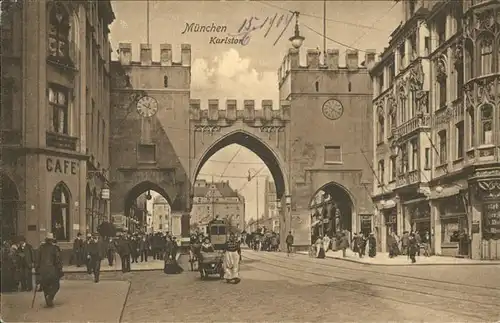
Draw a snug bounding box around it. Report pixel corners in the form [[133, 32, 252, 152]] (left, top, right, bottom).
[[223, 232, 241, 284], [315, 236, 325, 259]]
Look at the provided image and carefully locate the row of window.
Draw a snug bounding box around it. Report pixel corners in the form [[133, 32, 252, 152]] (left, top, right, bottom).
[[377, 104, 494, 185]]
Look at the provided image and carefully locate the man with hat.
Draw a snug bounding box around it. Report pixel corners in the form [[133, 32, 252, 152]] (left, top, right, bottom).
[[86, 234, 104, 283], [35, 233, 63, 307], [17, 236, 34, 292], [83, 233, 92, 274], [72, 232, 85, 267]]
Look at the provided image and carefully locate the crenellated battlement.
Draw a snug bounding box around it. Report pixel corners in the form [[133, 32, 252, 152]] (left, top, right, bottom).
[[277, 47, 377, 81], [116, 43, 191, 67], [189, 99, 290, 123]]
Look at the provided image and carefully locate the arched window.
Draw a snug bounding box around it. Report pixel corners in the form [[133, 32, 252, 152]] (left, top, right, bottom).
[[436, 59, 447, 109], [464, 39, 474, 80], [51, 182, 70, 241], [48, 2, 70, 59], [468, 108, 475, 148], [480, 104, 493, 145], [378, 114, 385, 143], [480, 36, 493, 75], [399, 96, 406, 124]]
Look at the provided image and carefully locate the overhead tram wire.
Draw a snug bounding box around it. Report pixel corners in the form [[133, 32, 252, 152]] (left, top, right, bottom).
[[344, 1, 399, 51], [257, 1, 392, 33], [218, 145, 243, 180], [236, 165, 268, 192]]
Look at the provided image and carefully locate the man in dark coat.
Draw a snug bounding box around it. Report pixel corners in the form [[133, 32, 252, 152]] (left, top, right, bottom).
[[72, 233, 84, 267], [118, 235, 131, 273], [86, 234, 104, 283], [139, 235, 149, 262], [106, 237, 117, 266], [17, 236, 34, 291], [35, 233, 63, 307], [83, 234, 92, 274]]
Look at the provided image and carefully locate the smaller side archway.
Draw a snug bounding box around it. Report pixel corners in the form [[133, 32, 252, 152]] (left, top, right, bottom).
[[309, 182, 355, 241], [51, 181, 71, 242], [123, 181, 173, 234], [1, 173, 19, 241]]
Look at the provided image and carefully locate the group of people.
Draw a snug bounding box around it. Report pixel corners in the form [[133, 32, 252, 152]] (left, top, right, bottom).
[[311, 231, 378, 259], [387, 230, 431, 263], [1, 233, 64, 307], [245, 229, 280, 252], [1, 236, 36, 293], [72, 231, 182, 274]]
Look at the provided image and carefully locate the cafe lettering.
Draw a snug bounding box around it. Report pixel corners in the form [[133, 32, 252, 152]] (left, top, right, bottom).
[[46, 158, 78, 175]]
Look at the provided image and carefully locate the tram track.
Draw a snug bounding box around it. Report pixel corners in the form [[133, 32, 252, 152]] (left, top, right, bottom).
[[243, 252, 500, 321], [254, 250, 500, 292], [248, 252, 500, 302]]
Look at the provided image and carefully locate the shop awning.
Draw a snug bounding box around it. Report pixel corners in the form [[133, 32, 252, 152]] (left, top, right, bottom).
[[430, 186, 462, 200]]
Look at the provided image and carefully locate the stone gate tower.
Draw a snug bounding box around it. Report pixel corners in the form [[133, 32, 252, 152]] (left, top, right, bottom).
[[109, 43, 192, 222], [278, 48, 376, 245]]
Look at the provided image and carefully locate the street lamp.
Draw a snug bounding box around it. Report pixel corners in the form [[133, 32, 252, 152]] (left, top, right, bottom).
[[248, 168, 260, 228], [285, 195, 292, 234], [289, 12, 305, 49]]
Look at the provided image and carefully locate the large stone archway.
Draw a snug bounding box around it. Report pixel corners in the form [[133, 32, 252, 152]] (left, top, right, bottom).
[[189, 99, 291, 201], [1, 173, 19, 241], [191, 130, 290, 200]]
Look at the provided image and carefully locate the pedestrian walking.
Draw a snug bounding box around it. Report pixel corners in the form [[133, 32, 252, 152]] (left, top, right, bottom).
[[285, 231, 294, 256], [72, 233, 85, 267], [106, 237, 116, 266], [35, 233, 63, 307], [16, 237, 34, 292], [84, 234, 92, 274], [87, 235, 104, 283], [339, 232, 349, 258], [368, 233, 377, 258], [118, 234, 131, 273], [139, 235, 149, 262], [223, 232, 241, 284], [408, 233, 418, 264]]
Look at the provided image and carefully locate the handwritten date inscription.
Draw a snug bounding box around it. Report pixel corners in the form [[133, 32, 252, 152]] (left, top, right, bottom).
[[232, 13, 294, 46]]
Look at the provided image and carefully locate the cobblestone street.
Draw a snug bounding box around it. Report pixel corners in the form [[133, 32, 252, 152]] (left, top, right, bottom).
[[2, 252, 499, 322]]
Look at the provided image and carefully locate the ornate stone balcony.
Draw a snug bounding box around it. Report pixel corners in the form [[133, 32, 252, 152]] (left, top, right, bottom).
[[394, 115, 431, 139], [46, 132, 78, 151], [396, 170, 420, 188]]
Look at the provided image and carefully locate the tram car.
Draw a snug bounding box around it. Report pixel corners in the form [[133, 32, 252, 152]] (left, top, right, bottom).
[[208, 218, 228, 250]]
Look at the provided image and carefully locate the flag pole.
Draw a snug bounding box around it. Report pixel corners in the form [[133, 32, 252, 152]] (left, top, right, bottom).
[[323, 0, 327, 65], [147, 0, 150, 44]]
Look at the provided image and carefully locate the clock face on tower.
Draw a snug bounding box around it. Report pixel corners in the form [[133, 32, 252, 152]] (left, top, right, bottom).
[[136, 96, 158, 117], [322, 99, 344, 120]]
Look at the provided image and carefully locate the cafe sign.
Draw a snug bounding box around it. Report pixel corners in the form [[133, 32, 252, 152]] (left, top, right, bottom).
[[46, 157, 78, 175]]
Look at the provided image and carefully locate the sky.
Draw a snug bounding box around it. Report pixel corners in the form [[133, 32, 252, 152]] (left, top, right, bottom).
[[110, 0, 403, 221]]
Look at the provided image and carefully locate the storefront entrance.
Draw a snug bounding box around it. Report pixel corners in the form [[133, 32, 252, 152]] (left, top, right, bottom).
[[384, 208, 397, 251]]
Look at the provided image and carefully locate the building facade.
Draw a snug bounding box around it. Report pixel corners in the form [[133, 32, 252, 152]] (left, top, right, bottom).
[[1, 0, 114, 248], [190, 179, 245, 231], [151, 195, 171, 233], [371, 0, 500, 260]]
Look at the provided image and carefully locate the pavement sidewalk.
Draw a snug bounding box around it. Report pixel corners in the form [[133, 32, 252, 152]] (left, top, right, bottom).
[[0, 280, 130, 322], [63, 254, 178, 273], [297, 249, 500, 266]]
